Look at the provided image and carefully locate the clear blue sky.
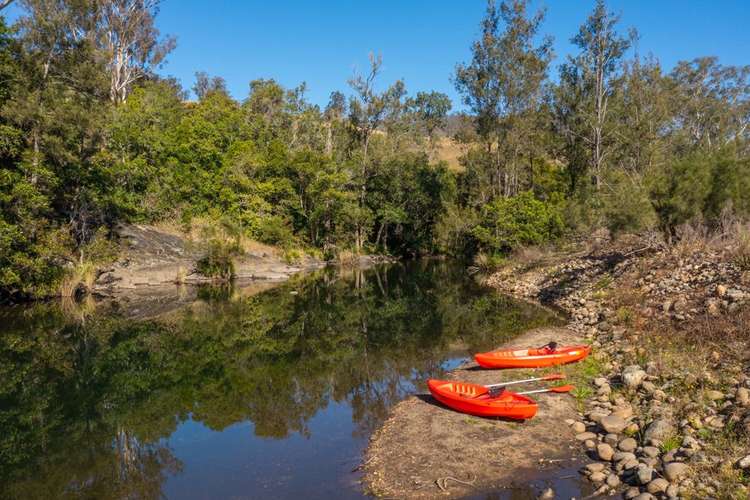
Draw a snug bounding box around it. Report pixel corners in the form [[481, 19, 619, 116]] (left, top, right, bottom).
[[5, 1, 750, 107]]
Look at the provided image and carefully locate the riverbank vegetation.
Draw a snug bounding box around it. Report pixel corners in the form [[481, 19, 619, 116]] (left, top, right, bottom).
[[486, 229, 750, 498], [1, 0, 748, 301]]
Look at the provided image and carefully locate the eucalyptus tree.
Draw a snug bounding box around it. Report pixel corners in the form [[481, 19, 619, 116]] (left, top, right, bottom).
[[347, 53, 406, 252], [9, 0, 114, 257], [96, 0, 175, 104], [406, 90, 452, 147], [556, 0, 633, 190], [668, 57, 750, 151], [323, 90, 346, 156], [455, 0, 552, 201], [192, 70, 227, 100], [610, 55, 672, 174]]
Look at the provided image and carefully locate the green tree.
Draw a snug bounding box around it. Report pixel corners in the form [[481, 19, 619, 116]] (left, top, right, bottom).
[[455, 0, 552, 200], [473, 191, 563, 254], [406, 91, 452, 147], [347, 53, 406, 252], [556, 0, 633, 190]]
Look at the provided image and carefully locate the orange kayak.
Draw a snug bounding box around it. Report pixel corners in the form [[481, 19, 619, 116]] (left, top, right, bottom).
[[475, 344, 591, 369], [427, 379, 538, 420]]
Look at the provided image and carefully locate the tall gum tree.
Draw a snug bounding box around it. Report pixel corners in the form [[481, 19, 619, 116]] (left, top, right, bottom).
[[454, 0, 552, 201], [96, 0, 175, 104], [557, 0, 633, 190], [347, 53, 405, 252]]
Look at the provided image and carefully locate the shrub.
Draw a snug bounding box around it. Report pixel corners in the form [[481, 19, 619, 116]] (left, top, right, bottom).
[[282, 248, 303, 264], [647, 151, 750, 242], [733, 226, 750, 271], [704, 154, 750, 222], [648, 153, 713, 242], [473, 191, 564, 254], [197, 239, 239, 280], [562, 183, 603, 234], [601, 170, 656, 235], [469, 252, 506, 274], [255, 215, 296, 247], [435, 203, 480, 259]]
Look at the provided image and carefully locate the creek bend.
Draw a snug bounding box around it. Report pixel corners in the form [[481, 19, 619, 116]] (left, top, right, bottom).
[[0, 261, 562, 499]]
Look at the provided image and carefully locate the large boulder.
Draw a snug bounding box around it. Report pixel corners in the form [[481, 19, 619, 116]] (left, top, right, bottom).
[[600, 414, 627, 434], [622, 365, 647, 389], [663, 462, 690, 482], [644, 418, 675, 443]]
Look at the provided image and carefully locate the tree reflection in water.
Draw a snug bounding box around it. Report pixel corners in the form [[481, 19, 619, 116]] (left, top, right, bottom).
[[0, 261, 560, 498]]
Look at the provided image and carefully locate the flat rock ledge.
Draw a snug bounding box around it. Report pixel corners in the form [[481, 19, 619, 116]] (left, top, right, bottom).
[[93, 223, 324, 292], [362, 326, 588, 498]]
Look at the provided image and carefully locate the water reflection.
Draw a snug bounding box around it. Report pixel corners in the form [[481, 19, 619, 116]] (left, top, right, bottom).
[[0, 261, 561, 499]]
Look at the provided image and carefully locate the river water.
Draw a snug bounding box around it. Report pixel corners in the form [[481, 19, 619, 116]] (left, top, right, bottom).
[[0, 261, 564, 499]]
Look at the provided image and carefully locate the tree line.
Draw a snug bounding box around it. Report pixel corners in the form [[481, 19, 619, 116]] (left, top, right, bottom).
[[1, 0, 749, 300], [0, 1, 455, 300], [444, 0, 749, 260]]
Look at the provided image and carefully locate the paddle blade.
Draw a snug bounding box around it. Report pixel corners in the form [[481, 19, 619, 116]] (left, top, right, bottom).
[[549, 384, 575, 393], [543, 373, 565, 381]]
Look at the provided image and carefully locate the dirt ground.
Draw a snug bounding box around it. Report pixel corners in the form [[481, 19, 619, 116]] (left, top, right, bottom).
[[362, 326, 589, 498]]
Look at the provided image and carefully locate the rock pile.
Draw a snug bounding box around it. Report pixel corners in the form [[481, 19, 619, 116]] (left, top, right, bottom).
[[487, 243, 750, 499]]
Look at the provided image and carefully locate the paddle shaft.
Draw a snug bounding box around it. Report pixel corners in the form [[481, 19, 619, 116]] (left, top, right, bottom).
[[485, 373, 563, 389], [517, 385, 574, 395]]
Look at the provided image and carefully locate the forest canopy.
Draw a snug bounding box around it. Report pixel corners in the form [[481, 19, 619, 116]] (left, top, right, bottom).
[[0, 0, 749, 300]]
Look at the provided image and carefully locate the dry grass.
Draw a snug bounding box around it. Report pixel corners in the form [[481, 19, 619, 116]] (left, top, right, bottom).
[[510, 245, 564, 272], [59, 294, 97, 320], [606, 268, 750, 497], [336, 249, 358, 266], [431, 136, 468, 172], [730, 224, 750, 271], [670, 221, 722, 259], [59, 261, 97, 297], [665, 216, 750, 267], [175, 265, 187, 284], [469, 252, 506, 274], [182, 216, 281, 257]]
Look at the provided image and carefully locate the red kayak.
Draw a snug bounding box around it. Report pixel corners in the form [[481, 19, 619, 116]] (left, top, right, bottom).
[[475, 343, 591, 369], [427, 379, 538, 420]]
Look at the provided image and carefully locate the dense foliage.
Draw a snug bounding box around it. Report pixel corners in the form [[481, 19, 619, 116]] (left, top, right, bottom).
[[1, 0, 749, 299], [441, 0, 750, 259], [0, 3, 455, 300]]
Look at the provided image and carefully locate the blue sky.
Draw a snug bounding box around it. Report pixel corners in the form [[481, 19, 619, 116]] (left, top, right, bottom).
[[5, 1, 750, 108]]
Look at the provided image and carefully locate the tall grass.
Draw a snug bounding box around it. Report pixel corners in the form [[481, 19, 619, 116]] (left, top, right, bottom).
[[732, 225, 750, 270], [59, 261, 97, 297]]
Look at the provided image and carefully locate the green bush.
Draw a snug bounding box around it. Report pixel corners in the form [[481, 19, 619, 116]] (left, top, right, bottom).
[[704, 154, 750, 221], [282, 248, 303, 264], [648, 151, 750, 241], [601, 170, 656, 235], [255, 215, 296, 247], [648, 153, 713, 241], [473, 192, 564, 254], [435, 203, 480, 259], [197, 240, 239, 280], [562, 184, 603, 234]]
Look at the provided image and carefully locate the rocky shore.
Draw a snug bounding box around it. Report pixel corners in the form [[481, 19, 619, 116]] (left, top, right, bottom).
[[486, 236, 750, 499], [92, 224, 324, 294]]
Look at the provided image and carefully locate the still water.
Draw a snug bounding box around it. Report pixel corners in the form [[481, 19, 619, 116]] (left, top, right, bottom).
[[0, 261, 562, 499]]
